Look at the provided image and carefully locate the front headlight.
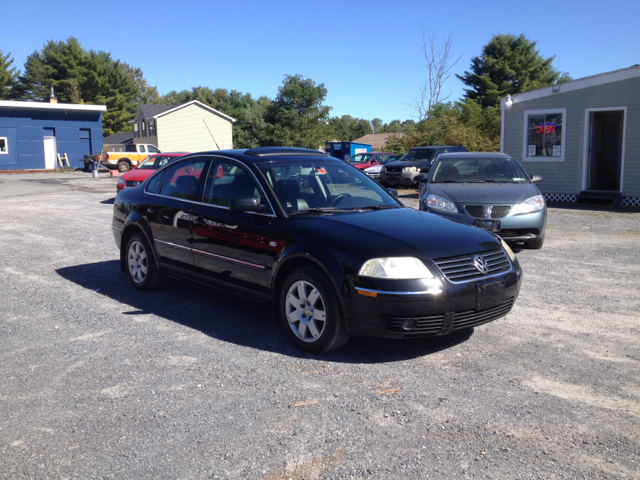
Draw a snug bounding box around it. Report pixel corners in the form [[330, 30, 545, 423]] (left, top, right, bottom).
[[117, 177, 125, 185], [359, 257, 442, 293], [426, 194, 458, 213], [511, 195, 545, 215], [403, 167, 417, 173], [500, 238, 516, 262]]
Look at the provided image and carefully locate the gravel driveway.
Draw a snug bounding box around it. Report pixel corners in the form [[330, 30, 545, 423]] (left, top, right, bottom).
[[1, 172, 638, 479]]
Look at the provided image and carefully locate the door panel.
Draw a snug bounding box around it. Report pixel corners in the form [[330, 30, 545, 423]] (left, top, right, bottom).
[[43, 137, 56, 169], [147, 156, 210, 269], [191, 159, 274, 291]]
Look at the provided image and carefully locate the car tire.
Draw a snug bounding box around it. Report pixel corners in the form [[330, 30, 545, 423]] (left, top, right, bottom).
[[525, 236, 545, 249], [280, 266, 349, 353], [118, 161, 131, 173], [125, 233, 164, 291]]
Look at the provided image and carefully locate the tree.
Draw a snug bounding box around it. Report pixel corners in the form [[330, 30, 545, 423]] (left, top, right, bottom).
[[16, 37, 148, 135], [384, 100, 500, 154], [371, 118, 383, 133], [0, 49, 19, 99], [412, 32, 461, 120], [263, 74, 332, 148], [456, 34, 570, 108]]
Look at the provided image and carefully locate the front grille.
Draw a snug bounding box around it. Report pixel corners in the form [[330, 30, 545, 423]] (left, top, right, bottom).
[[465, 205, 485, 217], [125, 181, 137, 188], [433, 249, 511, 283], [499, 229, 539, 238], [383, 314, 445, 336], [464, 205, 511, 218], [385, 166, 402, 173], [453, 298, 514, 330], [490, 206, 510, 218]]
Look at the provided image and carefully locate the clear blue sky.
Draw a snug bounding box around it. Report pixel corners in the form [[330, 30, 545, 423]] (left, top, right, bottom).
[[2, 0, 638, 123]]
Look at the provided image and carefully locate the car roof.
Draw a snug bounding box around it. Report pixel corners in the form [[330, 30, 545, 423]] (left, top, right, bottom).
[[409, 145, 462, 150], [437, 152, 511, 159], [176, 147, 341, 165], [149, 152, 188, 156]]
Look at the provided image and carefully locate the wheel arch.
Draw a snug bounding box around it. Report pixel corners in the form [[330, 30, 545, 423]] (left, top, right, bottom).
[[271, 250, 349, 323], [119, 220, 158, 273]]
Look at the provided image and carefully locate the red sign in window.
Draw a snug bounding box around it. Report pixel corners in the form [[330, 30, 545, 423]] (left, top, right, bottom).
[[535, 123, 557, 134]]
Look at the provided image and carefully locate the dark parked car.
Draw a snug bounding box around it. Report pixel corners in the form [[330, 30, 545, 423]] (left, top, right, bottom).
[[112, 147, 522, 353], [416, 152, 547, 249], [380, 145, 467, 186]]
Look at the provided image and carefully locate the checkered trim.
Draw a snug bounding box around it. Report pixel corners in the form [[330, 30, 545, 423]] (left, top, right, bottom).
[[543, 192, 578, 203], [621, 196, 640, 207], [542, 192, 640, 207]]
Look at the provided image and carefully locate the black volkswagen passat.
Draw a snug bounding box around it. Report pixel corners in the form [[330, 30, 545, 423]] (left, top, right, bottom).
[[112, 147, 522, 353]]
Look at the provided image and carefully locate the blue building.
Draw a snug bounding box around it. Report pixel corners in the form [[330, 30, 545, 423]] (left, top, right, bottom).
[[324, 142, 371, 161], [0, 100, 106, 171]]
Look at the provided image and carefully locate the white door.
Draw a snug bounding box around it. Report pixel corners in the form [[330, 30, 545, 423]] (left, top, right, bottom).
[[44, 137, 57, 169]]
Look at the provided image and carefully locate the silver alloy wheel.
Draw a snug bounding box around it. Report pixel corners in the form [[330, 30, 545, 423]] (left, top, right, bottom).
[[127, 240, 148, 284], [285, 280, 327, 342]]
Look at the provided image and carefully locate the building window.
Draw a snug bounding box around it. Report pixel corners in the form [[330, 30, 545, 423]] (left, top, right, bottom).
[[0, 137, 7, 154], [149, 120, 157, 137], [141, 120, 146, 138], [133, 123, 140, 138], [522, 108, 567, 162]]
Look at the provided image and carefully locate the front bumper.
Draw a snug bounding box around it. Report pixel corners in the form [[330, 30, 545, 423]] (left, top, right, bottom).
[[423, 204, 547, 243], [342, 257, 522, 339], [380, 170, 422, 186]]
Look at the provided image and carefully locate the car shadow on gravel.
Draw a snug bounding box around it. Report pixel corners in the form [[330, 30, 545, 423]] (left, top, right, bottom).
[[56, 261, 473, 363]]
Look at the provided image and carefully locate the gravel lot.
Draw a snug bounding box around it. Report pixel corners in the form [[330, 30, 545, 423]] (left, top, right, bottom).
[[1, 171, 639, 479]]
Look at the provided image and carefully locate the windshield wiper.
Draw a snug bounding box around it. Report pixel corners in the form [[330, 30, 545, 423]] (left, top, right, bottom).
[[356, 205, 402, 211], [288, 208, 351, 216], [431, 180, 458, 183]]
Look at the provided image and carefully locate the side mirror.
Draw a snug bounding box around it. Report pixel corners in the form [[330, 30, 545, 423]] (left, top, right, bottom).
[[230, 197, 267, 213], [413, 174, 427, 183], [530, 174, 543, 183], [386, 188, 399, 199]]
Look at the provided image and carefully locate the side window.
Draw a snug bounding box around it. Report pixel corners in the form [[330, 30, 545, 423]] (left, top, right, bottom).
[[133, 123, 139, 138], [158, 157, 208, 201], [146, 169, 167, 194], [147, 145, 159, 153], [203, 161, 264, 208], [139, 145, 146, 153]]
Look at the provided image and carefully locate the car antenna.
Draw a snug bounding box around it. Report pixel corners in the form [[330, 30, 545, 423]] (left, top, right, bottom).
[[202, 119, 221, 150]]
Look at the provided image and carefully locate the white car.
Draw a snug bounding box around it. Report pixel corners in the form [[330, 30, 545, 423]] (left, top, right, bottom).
[[363, 164, 384, 180]]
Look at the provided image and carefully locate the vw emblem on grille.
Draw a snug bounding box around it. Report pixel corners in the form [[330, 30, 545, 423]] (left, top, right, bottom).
[[473, 255, 489, 274], [133, 181, 140, 187]]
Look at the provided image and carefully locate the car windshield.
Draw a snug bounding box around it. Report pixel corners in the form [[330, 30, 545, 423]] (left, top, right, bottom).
[[430, 156, 530, 183], [349, 154, 373, 164], [259, 160, 402, 214], [400, 149, 436, 162], [136, 155, 178, 170]]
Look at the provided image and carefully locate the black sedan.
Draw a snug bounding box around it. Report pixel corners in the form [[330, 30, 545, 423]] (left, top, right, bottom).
[[112, 147, 522, 353], [416, 152, 547, 249]]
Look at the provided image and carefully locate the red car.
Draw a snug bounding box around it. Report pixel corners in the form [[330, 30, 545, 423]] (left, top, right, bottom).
[[116, 153, 188, 192], [347, 152, 399, 170]]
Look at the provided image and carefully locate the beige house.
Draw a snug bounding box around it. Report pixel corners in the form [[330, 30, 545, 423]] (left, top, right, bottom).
[[501, 65, 640, 207], [131, 100, 235, 152]]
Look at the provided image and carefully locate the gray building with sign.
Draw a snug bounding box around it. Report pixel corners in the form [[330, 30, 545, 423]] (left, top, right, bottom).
[[500, 65, 640, 207]]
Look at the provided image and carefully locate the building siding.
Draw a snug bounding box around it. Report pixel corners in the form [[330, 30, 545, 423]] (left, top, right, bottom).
[[0, 107, 103, 170], [156, 104, 233, 152], [503, 77, 640, 198]]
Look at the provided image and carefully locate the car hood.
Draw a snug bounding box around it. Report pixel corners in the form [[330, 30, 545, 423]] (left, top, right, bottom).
[[292, 207, 501, 259], [384, 160, 431, 170], [427, 182, 540, 204], [364, 165, 383, 173], [122, 170, 154, 182]]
